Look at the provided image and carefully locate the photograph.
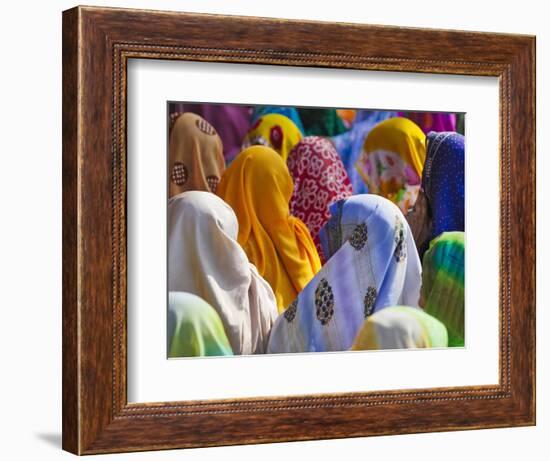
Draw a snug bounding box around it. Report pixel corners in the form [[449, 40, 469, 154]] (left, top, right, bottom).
[[166, 103, 465, 358]]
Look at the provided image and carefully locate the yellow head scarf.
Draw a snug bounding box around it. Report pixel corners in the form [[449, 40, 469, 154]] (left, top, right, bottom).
[[217, 146, 321, 312], [242, 113, 303, 162], [356, 117, 426, 212], [168, 112, 225, 197]]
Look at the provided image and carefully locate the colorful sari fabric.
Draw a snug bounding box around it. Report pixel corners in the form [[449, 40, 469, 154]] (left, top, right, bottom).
[[336, 109, 357, 128], [399, 111, 457, 134], [168, 191, 278, 355], [168, 112, 225, 198], [169, 103, 252, 162], [351, 306, 448, 350], [251, 106, 305, 134], [331, 110, 398, 194], [217, 146, 322, 312], [267, 194, 422, 353], [297, 108, 348, 136], [168, 292, 233, 357], [287, 136, 353, 261], [241, 113, 303, 162], [423, 131, 465, 244], [421, 232, 465, 347], [356, 117, 426, 213]]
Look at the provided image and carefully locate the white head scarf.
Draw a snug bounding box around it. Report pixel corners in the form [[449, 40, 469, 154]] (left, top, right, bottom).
[[168, 191, 278, 354], [267, 194, 422, 353]]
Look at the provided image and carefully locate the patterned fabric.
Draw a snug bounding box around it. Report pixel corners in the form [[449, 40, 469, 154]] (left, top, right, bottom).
[[217, 146, 322, 312], [356, 117, 426, 213], [423, 131, 465, 245], [287, 136, 353, 261], [331, 110, 398, 194], [168, 112, 225, 198], [168, 191, 278, 355], [421, 232, 465, 347], [167, 292, 233, 357], [241, 113, 303, 161], [399, 111, 457, 134], [169, 103, 252, 162], [267, 194, 422, 353], [352, 306, 448, 350], [251, 106, 305, 134]]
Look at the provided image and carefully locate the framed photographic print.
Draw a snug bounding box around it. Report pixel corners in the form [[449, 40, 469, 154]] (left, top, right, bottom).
[[62, 5, 535, 455]]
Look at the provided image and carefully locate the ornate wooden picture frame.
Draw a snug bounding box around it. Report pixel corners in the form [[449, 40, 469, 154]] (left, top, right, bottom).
[[62, 5, 535, 455]]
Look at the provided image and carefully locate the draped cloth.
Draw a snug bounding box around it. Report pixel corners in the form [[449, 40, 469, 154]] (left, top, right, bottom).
[[168, 292, 233, 357], [168, 191, 278, 354], [331, 110, 398, 194], [356, 117, 426, 213], [241, 113, 303, 161], [351, 306, 448, 350], [168, 112, 225, 197], [217, 146, 322, 312], [169, 103, 251, 162], [421, 232, 465, 347], [267, 194, 422, 353], [297, 108, 348, 137], [399, 111, 457, 134], [423, 131, 465, 243], [251, 106, 305, 134], [287, 136, 353, 261]]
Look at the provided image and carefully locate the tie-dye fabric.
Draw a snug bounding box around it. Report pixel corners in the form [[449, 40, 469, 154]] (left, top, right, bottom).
[[351, 306, 448, 350], [423, 131, 465, 243], [331, 110, 398, 194], [267, 195, 422, 353], [287, 136, 353, 261], [421, 232, 465, 347], [168, 292, 233, 357]]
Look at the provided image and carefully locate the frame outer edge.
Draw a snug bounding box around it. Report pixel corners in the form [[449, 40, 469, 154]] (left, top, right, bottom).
[[62, 6, 81, 456]]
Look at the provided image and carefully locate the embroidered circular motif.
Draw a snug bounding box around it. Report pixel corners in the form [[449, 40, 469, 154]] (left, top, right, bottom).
[[393, 218, 406, 262], [270, 125, 283, 149], [195, 118, 217, 135], [363, 286, 377, 318], [283, 299, 298, 323], [349, 223, 368, 251], [171, 162, 188, 186], [206, 175, 219, 193], [315, 278, 335, 326]]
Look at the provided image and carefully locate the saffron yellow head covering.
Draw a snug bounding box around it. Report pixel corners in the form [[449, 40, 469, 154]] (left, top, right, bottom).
[[241, 113, 303, 162], [217, 146, 321, 312], [356, 117, 426, 213]]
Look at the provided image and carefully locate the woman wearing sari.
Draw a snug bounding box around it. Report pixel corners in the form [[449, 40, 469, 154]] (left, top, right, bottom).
[[168, 292, 233, 358], [267, 194, 422, 353], [241, 113, 303, 162], [169, 104, 251, 162], [331, 110, 399, 194], [168, 112, 225, 197], [287, 136, 353, 262], [351, 306, 448, 351], [355, 117, 426, 213], [406, 131, 465, 258], [420, 232, 465, 347], [217, 146, 322, 312], [168, 191, 278, 355], [251, 106, 305, 134]]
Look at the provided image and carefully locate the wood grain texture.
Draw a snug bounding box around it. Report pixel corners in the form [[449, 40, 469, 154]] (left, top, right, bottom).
[[62, 5, 536, 455]]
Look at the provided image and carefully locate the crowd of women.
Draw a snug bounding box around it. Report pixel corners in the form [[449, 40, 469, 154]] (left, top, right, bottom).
[[166, 105, 465, 358]]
